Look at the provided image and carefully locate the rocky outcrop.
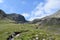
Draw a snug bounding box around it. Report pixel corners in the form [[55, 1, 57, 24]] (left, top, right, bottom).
[[0, 9, 7, 19]]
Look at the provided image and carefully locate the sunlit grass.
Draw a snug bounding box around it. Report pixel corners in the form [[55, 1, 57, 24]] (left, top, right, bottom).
[[0, 22, 60, 40]]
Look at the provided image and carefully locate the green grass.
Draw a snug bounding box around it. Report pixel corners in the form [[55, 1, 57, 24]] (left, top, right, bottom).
[[0, 22, 60, 40]]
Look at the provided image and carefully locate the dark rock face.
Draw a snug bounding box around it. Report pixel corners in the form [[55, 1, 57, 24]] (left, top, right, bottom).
[[0, 9, 27, 23], [0, 10, 7, 19], [7, 13, 27, 23]]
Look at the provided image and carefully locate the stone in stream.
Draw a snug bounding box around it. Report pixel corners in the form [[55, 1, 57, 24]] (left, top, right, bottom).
[[7, 30, 29, 40], [7, 32, 20, 40], [7, 35, 14, 40], [13, 32, 20, 37]]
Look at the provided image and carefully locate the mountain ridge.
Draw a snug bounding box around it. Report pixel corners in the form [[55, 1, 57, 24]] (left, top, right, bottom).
[[32, 10, 60, 25], [0, 9, 27, 23]]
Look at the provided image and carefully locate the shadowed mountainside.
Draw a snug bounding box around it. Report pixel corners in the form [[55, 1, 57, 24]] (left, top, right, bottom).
[[0, 9, 27, 23]]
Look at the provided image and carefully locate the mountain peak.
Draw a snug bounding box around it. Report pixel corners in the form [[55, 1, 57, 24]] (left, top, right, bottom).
[[0, 9, 5, 14], [0, 9, 7, 19]]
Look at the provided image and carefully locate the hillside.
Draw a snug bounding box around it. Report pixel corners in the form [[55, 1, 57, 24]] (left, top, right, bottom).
[[46, 10, 60, 18], [41, 10, 60, 25], [0, 9, 27, 23], [31, 10, 60, 36], [0, 10, 7, 19], [32, 10, 60, 25]]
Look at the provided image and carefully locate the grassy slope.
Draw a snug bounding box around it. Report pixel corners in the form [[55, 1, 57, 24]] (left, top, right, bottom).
[[0, 21, 60, 40]]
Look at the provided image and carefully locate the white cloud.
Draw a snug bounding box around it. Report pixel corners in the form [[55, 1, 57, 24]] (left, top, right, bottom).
[[44, 0, 60, 14], [0, 0, 3, 3], [28, 0, 60, 21], [32, 3, 44, 16], [28, 2, 45, 21], [21, 13, 30, 17], [21, 13, 30, 20]]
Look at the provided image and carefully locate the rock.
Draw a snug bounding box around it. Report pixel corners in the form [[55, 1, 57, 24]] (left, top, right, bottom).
[[7, 35, 14, 40], [0, 9, 7, 19], [7, 30, 29, 40]]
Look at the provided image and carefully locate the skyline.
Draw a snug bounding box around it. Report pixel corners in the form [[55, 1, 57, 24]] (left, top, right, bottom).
[[0, 0, 60, 21]]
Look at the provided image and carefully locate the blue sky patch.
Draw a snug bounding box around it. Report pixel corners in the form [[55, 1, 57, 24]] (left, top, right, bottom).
[[0, 0, 60, 21]]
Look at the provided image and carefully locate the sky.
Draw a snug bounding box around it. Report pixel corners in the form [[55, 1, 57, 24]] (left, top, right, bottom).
[[0, 0, 60, 21]]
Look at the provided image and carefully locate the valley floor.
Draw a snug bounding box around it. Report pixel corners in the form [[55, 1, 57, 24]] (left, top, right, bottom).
[[0, 24, 60, 40]]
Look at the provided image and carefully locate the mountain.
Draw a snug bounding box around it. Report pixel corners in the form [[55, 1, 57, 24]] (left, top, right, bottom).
[[0, 9, 27, 23], [7, 13, 27, 23], [0, 10, 7, 19], [30, 10, 60, 35], [41, 10, 60, 25], [32, 10, 60, 25]]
